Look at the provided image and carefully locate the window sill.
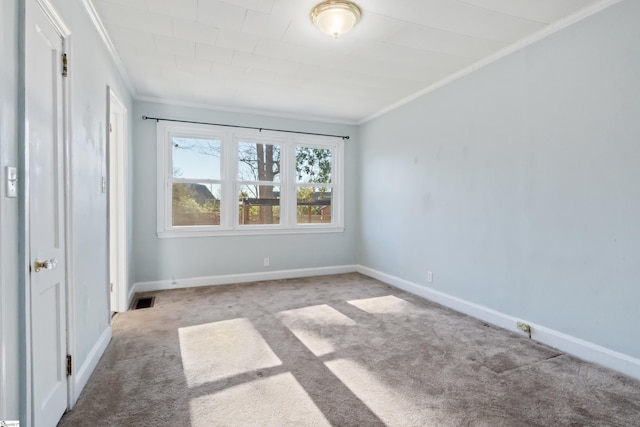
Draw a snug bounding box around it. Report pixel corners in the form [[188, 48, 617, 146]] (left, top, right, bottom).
[[156, 226, 345, 239]]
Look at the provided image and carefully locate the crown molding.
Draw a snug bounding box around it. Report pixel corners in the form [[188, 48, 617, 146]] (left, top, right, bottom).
[[80, 0, 136, 97], [359, 0, 624, 124], [135, 95, 360, 126], [36, 0, 71, 36], [80, 0, 622, 127]]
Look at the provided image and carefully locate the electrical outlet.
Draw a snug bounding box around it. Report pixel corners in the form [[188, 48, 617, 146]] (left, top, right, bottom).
[[427, 271, 433, 283], [263, 257, 270, 267], [517, 322, 532, 338]]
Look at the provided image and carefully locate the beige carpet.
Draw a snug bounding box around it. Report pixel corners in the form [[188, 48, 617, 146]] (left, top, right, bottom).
[[58, 273, 640, 426]]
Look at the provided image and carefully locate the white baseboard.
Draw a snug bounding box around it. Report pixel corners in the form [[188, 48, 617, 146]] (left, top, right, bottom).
[[73, 326, 112, 402], [357, 265, 640, 381], [132, 265, 359, 294]]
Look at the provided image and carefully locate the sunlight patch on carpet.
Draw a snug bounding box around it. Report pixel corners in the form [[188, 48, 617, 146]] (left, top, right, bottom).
[[178, 318, 281, 387], [276, 304, 356, 356], [326, 358, 435, 426], [189, 372, 331, 427], [348, 295, 415, 314]]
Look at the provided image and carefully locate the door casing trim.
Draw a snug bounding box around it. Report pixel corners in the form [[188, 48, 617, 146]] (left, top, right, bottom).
[[107, 87, 129, 313]]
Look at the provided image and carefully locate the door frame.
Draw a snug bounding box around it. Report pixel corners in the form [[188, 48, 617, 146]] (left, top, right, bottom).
[[107, 87, 128, 313], [20, 0, 73, 423], [0, 0, 7, 416]]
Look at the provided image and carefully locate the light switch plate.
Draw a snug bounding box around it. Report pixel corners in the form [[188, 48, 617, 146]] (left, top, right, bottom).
[[6, 166, 17, 198]]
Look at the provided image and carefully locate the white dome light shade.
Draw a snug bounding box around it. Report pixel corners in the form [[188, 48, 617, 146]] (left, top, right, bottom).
[[311, 1, 362, 39]]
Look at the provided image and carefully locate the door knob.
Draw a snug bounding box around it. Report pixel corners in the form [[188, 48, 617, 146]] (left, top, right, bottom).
[[34, 258, 57, 273]]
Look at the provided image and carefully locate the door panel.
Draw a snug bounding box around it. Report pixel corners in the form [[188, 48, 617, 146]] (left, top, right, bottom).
[[27, 3, 68, 426], [109, 112, 118, 312], [108, 92, 128, 314]]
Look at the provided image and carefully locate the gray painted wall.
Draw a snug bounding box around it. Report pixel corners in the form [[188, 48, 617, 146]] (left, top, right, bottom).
[[131, 101, 358, 286], [1, 0, 133, 420], [47, 0, 133, 376], [358, 0, 640, 359], [0, 0, 20, 419]]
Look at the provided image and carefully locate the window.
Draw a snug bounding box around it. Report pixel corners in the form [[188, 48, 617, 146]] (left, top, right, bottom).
[[237, 140, 281, 225], [296, 146, 334, 224], [171, 136, 222, 226], [157, 122, 344, 237]]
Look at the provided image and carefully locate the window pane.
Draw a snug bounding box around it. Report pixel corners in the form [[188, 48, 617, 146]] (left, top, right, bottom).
[[173, 137, 221, 180], [296, 146, 332, 184], [172, 183, 221, 226], [239, 185, 280, 225], [238, 141, 280, 182], [297, 187, 332, 224]]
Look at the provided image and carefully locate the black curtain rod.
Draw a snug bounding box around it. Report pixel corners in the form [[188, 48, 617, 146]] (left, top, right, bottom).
[[142, 115, 350, 140]]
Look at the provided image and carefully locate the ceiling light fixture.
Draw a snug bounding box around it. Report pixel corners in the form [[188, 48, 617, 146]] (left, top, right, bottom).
[[311, 1, 362, 39]]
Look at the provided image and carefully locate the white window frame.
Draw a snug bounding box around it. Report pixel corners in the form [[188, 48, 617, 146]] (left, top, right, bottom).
[[157, 121, 344, 238]]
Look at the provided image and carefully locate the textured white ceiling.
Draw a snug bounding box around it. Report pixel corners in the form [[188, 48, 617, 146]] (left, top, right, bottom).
[[92, 0, 603, 123]]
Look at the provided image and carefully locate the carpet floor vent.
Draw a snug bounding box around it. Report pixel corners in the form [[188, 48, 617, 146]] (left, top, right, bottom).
[[132, 296, 155, 310]]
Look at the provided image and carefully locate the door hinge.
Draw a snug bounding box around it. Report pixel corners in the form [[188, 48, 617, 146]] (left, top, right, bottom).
[[66, 354, 72, 376], [110, 282, 114, 292], [62, 53, 68, 77], [109, 123, 113, 133]]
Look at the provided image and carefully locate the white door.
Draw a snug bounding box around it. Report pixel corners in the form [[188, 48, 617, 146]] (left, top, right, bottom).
[[109, 111, 118, 312], [108, 90, 128, 313], [26, 3, 68, 426]]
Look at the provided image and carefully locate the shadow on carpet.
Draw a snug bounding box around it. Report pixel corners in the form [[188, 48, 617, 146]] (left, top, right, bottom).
[[58, 273, 640, 426]]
